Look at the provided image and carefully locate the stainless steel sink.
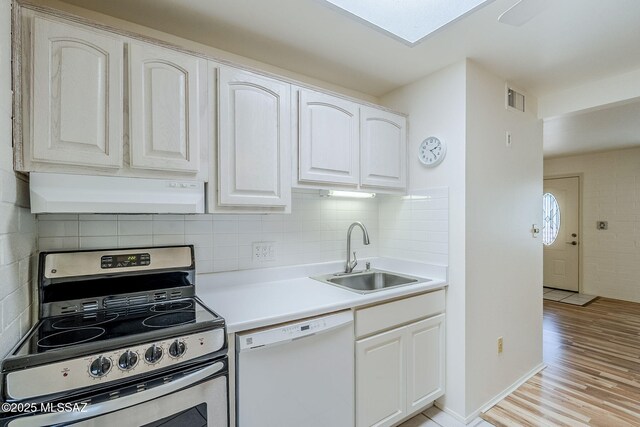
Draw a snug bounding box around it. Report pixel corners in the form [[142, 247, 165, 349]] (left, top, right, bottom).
[[312, 269, 430, 294]]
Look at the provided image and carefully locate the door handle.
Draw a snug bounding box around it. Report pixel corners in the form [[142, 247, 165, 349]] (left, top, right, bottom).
[[566, 241, 578, 246]]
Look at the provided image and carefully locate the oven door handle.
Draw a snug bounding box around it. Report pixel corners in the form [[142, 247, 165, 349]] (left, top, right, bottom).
[[8, 361, 225, 427]]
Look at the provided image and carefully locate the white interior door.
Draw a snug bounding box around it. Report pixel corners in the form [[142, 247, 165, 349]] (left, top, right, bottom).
[[543, 177, 580, 291]]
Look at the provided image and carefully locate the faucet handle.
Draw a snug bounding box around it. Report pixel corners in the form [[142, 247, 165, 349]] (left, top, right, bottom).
[[365, 261, 370, 271], [352, 251, 358, 269]]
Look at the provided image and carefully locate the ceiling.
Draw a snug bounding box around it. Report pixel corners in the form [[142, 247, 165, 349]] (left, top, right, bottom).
[[544, 99, 640, 158], [57, 0, 640, 157], [58, 0, 640, 99]]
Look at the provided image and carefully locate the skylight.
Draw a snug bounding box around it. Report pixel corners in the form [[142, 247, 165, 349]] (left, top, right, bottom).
[[321, 0, 494, 46]]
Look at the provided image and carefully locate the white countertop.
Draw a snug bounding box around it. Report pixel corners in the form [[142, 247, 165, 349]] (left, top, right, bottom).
[[196, 258, 447, 334]]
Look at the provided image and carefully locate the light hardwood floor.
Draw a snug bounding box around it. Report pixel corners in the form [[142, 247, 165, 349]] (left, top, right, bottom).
[[482, 297, 640, 426]]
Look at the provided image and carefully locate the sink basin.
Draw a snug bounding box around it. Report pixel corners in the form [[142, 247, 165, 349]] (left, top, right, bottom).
[[312, 269, 430, 294]]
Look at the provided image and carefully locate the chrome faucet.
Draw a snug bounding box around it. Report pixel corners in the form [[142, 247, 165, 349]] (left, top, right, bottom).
[[345, 222, 370, 273]]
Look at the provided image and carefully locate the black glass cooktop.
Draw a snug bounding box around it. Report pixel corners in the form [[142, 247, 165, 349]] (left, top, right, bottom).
[[14, 299, 220, 357]]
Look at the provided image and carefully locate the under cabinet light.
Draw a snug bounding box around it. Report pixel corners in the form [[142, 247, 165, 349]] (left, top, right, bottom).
[[401, 195, 432, 200], [319, 190, 376, 199]]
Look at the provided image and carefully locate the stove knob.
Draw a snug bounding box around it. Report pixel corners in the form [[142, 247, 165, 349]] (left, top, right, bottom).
[[144, 344, 163, 364], [118, 350, 138, 370], [89, 356, 111, 377], [169, 340, 186, 358]]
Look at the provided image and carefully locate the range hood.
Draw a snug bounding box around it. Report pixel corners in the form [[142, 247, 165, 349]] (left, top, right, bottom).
[[29, 173, 205, 214]]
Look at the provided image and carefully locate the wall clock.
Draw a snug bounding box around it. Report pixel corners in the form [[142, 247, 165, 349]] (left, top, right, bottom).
[[418, 136, 446, 167]]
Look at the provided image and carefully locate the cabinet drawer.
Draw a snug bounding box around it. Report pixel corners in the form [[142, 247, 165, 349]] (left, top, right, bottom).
[[355, 290, 445, 338]]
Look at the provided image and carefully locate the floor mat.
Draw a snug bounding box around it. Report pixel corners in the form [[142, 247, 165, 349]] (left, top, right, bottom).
[[543, 287, 597, 305]]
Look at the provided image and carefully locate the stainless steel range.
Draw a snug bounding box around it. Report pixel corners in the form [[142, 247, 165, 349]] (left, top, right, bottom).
[[0, 246, 228, 427]]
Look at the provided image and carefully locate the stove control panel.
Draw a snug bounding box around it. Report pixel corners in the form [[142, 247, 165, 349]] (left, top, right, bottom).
[[5, 328, 225, 401]]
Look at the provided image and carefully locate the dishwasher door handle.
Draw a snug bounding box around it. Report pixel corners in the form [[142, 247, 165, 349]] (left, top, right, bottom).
[[237, 311, 353, 352]]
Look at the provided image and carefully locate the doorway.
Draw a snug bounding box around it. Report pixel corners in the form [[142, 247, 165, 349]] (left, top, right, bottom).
[[543, 176, 580, 292]]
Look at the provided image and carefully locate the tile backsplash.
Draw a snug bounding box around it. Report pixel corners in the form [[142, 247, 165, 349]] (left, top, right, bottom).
[[37, 188, 448, 274], [379, 188, 449, 265], [38, 191, 379, 274]]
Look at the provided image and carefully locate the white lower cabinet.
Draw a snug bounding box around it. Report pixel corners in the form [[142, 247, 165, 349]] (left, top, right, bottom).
[[356, 327, 406, 427], [406, 315, 446, 412], [355, 293, 445, 427]]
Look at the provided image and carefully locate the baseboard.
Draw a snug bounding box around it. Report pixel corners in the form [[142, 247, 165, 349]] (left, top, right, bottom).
[[434, 363, 546, 424], [433, 401, 468, 424], [471, 363, 546, 422]]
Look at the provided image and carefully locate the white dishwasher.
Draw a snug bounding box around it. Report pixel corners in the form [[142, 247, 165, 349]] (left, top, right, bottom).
[[236, 310, 354, 427]]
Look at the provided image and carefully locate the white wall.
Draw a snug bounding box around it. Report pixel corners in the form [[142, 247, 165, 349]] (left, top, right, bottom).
[[0, 0, 38, 359], [382, 59, 543, 421], [545, 147, 640, 302], [464, 61, 543, 416], [382, 61, 468, 417]]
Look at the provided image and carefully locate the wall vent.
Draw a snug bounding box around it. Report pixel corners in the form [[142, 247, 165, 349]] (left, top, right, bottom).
[[506, 87, 525, 112]]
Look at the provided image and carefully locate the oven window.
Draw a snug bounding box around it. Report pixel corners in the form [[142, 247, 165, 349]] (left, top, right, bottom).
[[142, 403, 207, 427]]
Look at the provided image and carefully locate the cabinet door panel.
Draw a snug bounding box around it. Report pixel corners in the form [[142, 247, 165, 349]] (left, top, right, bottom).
[[356, 328, 405, 427], [218, 68, 291, 207], [360, 107, 407, 189], [406, 314, 446, 412], [32, 17, 123, 168], [129, 43, 203, 173], [298, 90, 359, 185]]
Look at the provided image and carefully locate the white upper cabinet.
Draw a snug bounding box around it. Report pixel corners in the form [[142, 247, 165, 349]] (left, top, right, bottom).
[[293, 93, 407, 192], [217, 67, 291, 208], [360, 107, 407, 189], [31, 17, 123, 168], [297, 89, 359, 185], [128, 43, 205, 173]]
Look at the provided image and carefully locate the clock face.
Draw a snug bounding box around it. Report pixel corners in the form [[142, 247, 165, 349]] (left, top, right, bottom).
[[419, 137, 446, 167]]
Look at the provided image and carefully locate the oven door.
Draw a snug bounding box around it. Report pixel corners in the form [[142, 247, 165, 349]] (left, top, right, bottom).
[[4, 360, 227, 427]]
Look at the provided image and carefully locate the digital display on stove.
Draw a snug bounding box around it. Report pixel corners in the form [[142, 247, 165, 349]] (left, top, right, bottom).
[[101, 253, 150, 269]]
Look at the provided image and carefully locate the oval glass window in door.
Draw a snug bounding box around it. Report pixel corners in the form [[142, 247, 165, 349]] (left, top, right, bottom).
[[542, 192, 560, 245]]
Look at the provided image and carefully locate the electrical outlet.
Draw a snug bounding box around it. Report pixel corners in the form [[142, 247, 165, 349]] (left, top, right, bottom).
[[505, 131, 512, 148], [497, 337, 504, 354], [252, 242, 276, 262]]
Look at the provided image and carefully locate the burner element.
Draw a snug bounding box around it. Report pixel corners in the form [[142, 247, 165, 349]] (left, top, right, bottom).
[[38, 327, 105, 348], [150, 301, 193, 312], [52, 312, 119, 330], [143, 312, 196, 328]]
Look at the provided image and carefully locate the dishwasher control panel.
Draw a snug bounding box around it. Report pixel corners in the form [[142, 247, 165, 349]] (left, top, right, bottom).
[[237, 311, 353, 351]]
